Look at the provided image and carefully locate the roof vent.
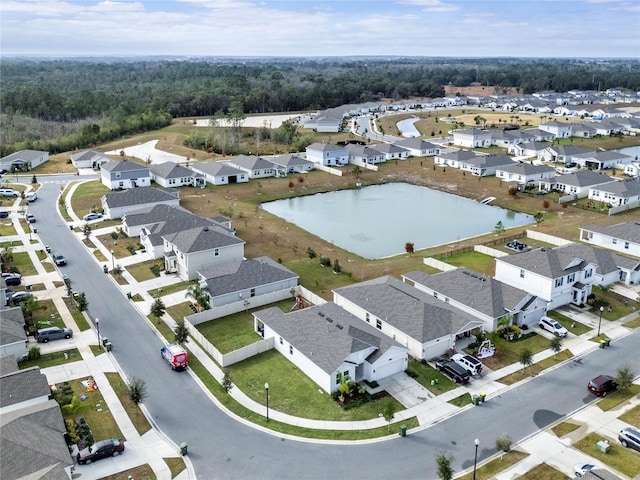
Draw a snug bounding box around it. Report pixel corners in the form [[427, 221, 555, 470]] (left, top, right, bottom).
[[336, 324, 343, 330], [204, 226, 209, 232], [318, 312, 325, 317], [326, 317, 333, 323]]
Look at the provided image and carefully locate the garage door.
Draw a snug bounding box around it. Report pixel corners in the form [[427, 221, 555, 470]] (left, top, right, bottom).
[[374, 357, 406, 381]]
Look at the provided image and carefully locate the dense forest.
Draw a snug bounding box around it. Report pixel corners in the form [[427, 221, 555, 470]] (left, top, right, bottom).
[[1, 57, 639, 156]]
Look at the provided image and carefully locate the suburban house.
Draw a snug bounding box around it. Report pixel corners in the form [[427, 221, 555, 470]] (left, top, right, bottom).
[[452, 128, 493, 148], [370, 143, 410, 160], [572, 150, 633, 170], [162, 224, 245, 281], [102, 186, 180, 219], [189, 161, 249, 185], [493, 244, 625, 309], [508, 141, 549, 158], [0, 366, 74, 480], [539, 120, 572, 138], [521, 128, 555, 143], [270, 154, 315, 174], [346, 144, 386, 165], [253, 302, 408, 393], [305, 143, 349, 166], [0, 150, 49, 172], [197, 256, 298, 308], [460, 153, 515, 176], [491, 129, 537, 148], [624, 162, 640, 178], [580, 222, 640, 259], [584, 120, 625, 136], [228, 155, 277, 179], [100, 159, 151, 190], [571, 124, 598, 138], [496, 163, 556, 185], [393, 138, 440, 157], [538, 170, 613, 197], [333, 276, 483, 361], [303, 113, 342, 133], [541, 145, 591, 164], [588, 179, 640, 207], [150, 162, 205, 188], [70, 150, 110, 169], [434, 149, 481, 168], [0, 307, 27, 361], [402, 269, 546, 330]]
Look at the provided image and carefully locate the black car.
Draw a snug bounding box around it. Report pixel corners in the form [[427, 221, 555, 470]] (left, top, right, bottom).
[[0, 211, 8, 218], [435, 359, 470, 384], [587, 374, 618, 397], [4, 274, 21, 286], [77, 438, 125, 465]]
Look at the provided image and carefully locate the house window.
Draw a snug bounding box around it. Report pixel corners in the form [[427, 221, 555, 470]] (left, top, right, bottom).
[[444, 297, 449, 303], [289, 345, 293, 355], [612, 238, 617, 245], [376, 319, 382, 330], [520, 269, 525, 279], [336, 373, 340, 384], [434, 292, 438, 299], [624, 242, 629, 250], [118, 181, 124, 188], [279, 337, 283, 345], [365, 313, 370, 323], [555, 278, 563, 287], [568, 273, 575, 283], [250, 288, 255, 297], [585, 269, 593, 278]]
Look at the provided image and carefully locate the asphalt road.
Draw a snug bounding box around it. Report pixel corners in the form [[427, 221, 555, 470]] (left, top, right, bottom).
[[33, 176, 640, 480]]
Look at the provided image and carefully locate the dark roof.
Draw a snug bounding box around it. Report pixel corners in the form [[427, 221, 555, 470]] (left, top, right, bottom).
[[163, 225, 244, 253], [200, 257, 298, 296], [0, 367, 51, 408], [370, 143, 410, 155], [438, 150, 481, 162], [403, 269, 531, 318], [393, 138, 439, 150], [0, 355, 19, 376], [306, 143, 347, 153], [101, 158, 149, 173], [595, 179, 640, 198], [103, 186, 179, 208], [0, 307, 26, 346], [253, 302, 404, 374], [70, 150, 109, 162], [463, 154, 515, 168]]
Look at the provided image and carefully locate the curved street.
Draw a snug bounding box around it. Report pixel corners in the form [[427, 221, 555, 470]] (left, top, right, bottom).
[[27, 176, 640, 479]]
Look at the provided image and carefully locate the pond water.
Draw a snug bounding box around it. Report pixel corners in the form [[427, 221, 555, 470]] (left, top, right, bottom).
[[261, 183, 533, 259]]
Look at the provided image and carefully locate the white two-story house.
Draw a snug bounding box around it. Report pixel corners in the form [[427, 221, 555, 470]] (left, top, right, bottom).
[[305, 143, 349, 166]]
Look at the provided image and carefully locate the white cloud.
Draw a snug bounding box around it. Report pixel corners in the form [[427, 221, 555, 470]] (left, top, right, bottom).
[[398, 0, 460, 12]]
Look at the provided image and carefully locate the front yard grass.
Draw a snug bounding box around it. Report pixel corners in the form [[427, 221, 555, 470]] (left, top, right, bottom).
[[196, 299, 292, 354], [598, 385, 640, 411], [498, 350, 573, 385], [148, 280, 192, 298], [226, 349, 404, 421], [6, 251, 37, 275], [105, 372, 152, 435], [98, 464, 156, 480], [164, 457, 187, 478], [434, 250, 495, 276], [619, 404, 640, 428], [517, 463, 567, 480], [625, 315, 640, 329], [574, 432, 640, 478], [165, 302, 195, 324], [19, 348, 81, 370], [551, 421, 581, 437], [477, 332, 550, 371], [545, 310, 592, 336], [592, 287, 639, 321], [126, 259, 163, 282], [455, 450, 528, 480], [63, 296, 91, 330], [405, 359, 457, 394], [448, 392, 472, 407]]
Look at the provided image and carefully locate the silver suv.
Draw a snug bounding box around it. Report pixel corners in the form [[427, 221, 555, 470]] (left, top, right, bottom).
[[36, 327, 73, 343], [619, 427, 640, 452]]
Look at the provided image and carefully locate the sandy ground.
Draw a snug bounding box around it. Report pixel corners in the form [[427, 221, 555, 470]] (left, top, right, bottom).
[[105, 140, 188, 165], [194, 113, 303, 128]]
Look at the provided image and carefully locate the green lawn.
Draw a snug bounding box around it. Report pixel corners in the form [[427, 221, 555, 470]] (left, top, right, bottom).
[[5, 251, 37, 276], [479, 332, 551, 371], [545, 310, 592, 336], [517, 463, 567, 480], [448, 392, 473, 407], [195, 299, 292, 354], [551, 421, 581, 437], [499, 350, 573, 385], [434, 250, 495, 276], [574, 432, 640, 477], [598, 385, 640, 412], [619, 404, 640, 428], [625, 316, 640, 329], [227, 349, 404, 421], [591, 286, 640, 321], [105, 372, 152, 435], [19, 348, 81, 370], [405, 359, 457, 394], [456, 451, 528, 480], [148, 281, 192, 298], [124, 259, 160, 282], [165, 302, 195, 324], [285, 257, 359, 300]]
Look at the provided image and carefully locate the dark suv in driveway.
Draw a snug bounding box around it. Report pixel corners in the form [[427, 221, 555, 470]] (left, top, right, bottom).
[[587, 375, 618, 397], [435, 358, 470, 384]]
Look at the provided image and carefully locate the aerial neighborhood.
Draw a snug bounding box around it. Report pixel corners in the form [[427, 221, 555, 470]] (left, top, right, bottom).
[[1, 81, 640, 480]]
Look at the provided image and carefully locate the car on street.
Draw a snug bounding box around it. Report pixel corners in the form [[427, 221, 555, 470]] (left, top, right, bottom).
[[36, 326, 73, 343], [161, 343, 188, 370], [587, 374, 618, 397], [3, 274, 21, 286], [538, 316, 568, 337], [76, 438, 125, 464], [574, 463, 600, 477], [53, 253, 67, 266], [83, 212, 102, 221], [435, 358, 470, 384], [10, 291, 33, 305], [26, 213, 36, 223], [618, 427, 640, 452], [0, 210, 9, 218]]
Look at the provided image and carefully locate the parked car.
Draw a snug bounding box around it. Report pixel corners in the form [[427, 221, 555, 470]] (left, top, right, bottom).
[[2, 272, 21, 279], [451, 353, 483, 375], [161, 343, 188, 370], [36, 326, 73, 343], [25, 192, 37, 202], [565, 162, 578, 169], [10, 291, 33, 305], [25, 213, 36, 223], [4, 274, 21, 286], [618, 427, 640, 452], [587, 374, 618, 397], [435, 358, 470, 384], [574, 463, 600, 477], [83, 212, 102, 221], [52, 253, 67, 266], [0, 188, 19, 197], [0, 210, 9, 218], [538, 316, 568, 337], [76, 438, 125, 465]]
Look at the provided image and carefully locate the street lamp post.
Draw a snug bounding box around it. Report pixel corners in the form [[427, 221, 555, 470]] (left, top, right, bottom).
[[473, 438, 479, 480], [96, 318, 101, 349], [597, 305, 604, 337], [265, 383, 269, 422], [111, 250, 115, 271]]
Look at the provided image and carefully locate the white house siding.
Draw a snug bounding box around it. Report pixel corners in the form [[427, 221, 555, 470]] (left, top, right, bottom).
[[170, 243, 245, 281], [0, 341, 27, 361], [153, 176, 193, 188], [365, 346, 408, 381], [210, 280, 298, 308], [581, 230, 640, 258], [422, 336, 453, 360], [494, 262, 554, 303]]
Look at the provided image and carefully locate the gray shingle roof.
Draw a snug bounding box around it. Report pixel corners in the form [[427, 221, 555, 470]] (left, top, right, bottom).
[[103, 186, 179, 208], [582, 222, 640, 244], [393, 138, 439, 150], [163, 225, 244, 253], [554, 170, 613, 187], [403, 269, 531, 318], [270, 154, 314, 168], [253, 302, 403, 374], [463, 154, 514, 168], [438, 150, 481, 162], [70, 150, 109, 162], [190, 161, 246, 177], [346, 144, 382, 158], [370, 143, 409, 155], [0, 150, 48, 162], [150, 162, 200, 179], [544, 145, 591, 156], [306, 143, 346, 153], [0, 367, 51, 408], [334, 276, 479, 342], [229, 155, 276, 170], [498, 163, 555, 175], [596, 179, 640, 197], [101, 158, 149, 173], [200, 256, 298, 296], [0, 307, 26, 346]]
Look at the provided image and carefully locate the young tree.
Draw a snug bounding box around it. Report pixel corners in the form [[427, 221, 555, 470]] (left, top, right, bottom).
[[494, 221, 505, 234], [435, 452, 454, 480], [333, 259, 342, 274], [519, 348, 533, 373], [128, 377, 148, 405], [185, 282, 210, 312], [150, 298, 166, 323], [75, 292, 88, 312], [615, 365, 635, 391], [222, 369, 233, 393], [381, 398, 396, 432], [82, 223, 92, 240], [495, 433, 513, 452], [550, 336, 563, 353], [173, 319, 189, 345], [1, 247, 14, 270], [534, 212, 544, 226], [405, 242, 415, 255]]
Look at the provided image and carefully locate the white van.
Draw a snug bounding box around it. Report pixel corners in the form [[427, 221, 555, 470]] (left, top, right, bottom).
[[26, 192, 37, 201]]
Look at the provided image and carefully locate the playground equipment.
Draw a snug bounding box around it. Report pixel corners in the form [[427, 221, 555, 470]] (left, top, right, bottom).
[[290, 294, 306, 311], [476, 339, 496, 359]]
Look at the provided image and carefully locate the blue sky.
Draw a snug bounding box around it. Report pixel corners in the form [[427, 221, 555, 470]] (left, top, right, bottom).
[[1, 0, 638, 58]]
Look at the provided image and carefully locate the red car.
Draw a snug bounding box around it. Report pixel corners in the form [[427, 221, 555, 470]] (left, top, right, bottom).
[[77, 438, 124, 464], [587, 375, 618, 397]]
